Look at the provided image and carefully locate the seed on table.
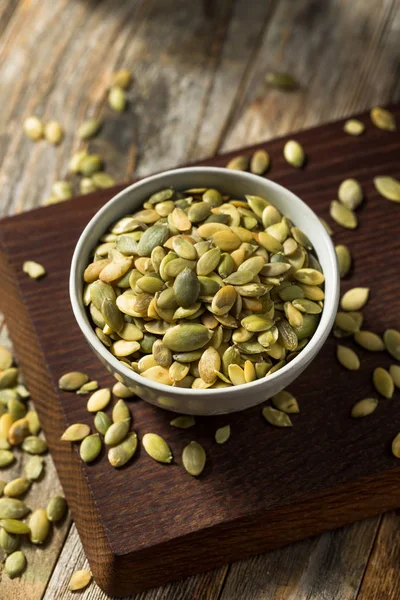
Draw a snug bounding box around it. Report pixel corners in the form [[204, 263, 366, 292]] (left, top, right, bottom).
[[104, 419, 130, 446], [354, 331, 385, 351], [87, 388, 111, 412], [112, 68, 132, 89], [79, 154, 103, 176], [330, 200, 357, 229], [335, 245, 352, 278], [390, 365, 400, 389], [340, 287, 369, 311], [370, 106, 396, 131], [336, 345, 360, 371], [0, 528, 20, 554], [5, 550, 26, 579], [262, 406, 292, 427], [26, 410, 41, 436], [22, 261, 46, 279], [272, 390, 299, 413], [142, 433, 172, 464], [21, 436, 47, 455], [383, 329, 400, 361], [77, 381, 99, 395], [69, 569, 92, 591], [80, 434, 102, 463], [283, 140, 305, 168], [392, 433, 400, 458], [4, 478, 31, 498], [215, 425, 230, 444], [373, 176, 400, 203], [182, 441, 206, 476], [52, 180, 73, 200], [0, 498, 29, 519], [351, 398, 378, 418], [61, 423, 91, 442], [69, 150, 88, 173], [44, 120, 64, 144], [29, 508, 50, 544], [108, 432, 137, 467], [108, 86, 127, 111], [373, 367, 394, 399], [46, 495, 67, 523], [0, 346, 13, 371], [338, 178, 363, 210], [58, 371, 89, 391], [250, 149, 270, 175], [23, 116, 43, 141], [0, 518, 30, 535], [226, 155, 249, 171], [170, 416, 195, 429], [24, 456, 44, 481], [343, 119, 365, 136], [265, 71, 298, 90], [8, 418, 29, 446], [0, 450, 14, 468], [77, 117, 102, 140], [80, 177, 97, 195]]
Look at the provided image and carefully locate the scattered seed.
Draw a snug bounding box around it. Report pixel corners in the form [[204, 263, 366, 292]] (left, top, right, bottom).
[[373, 176, 400, 203], [5, 550, 26, 579], [392, 433, 400, 458], [44, 120, 64, 144], [373, 367, 394, 399], [389, 365, 400, 389], [79, 154, 102, 176], [343, 119, 365, 136], [262, 406, 292, 427], [271, 390, 299, 413], [182, 441, 206, 476], [108, 432, 138, 468], [330, 200, 357, 229], [4, 478, 31, 498], [0, 528, 20, 554], [80, 177, 97, 195], [21, 436, 47, 455], [46, 496, 67, 523], [283, 140, 305, 168], [108, 86, 126, 111], [29, 508, 50, 544], [354, 331, 385, 351], [335, 245, 352, 278], [0, 451, 14, 468], [77, 381, 99, 395], [265, 71, 298, 90], [215, 425, 230, 444], [383, 329, 400, 361], [23, 116, 43, 141], [226, 155, 249, 171], [370, 106, 396, 131], [69, 569, 92, 591], [80, 434, 102, 463], [336, 345, 360, 371], [341, 287, 369, 311], [61, 423, 91, 442], [87, 388, 111, 412], [112, 69, 132, 89], [142, 433, 172, 463], [250, 149, 270, 175], [351, 398, 378, 418], [24, 456, 44, 481], [58, 371, 89, 391], [338, 179, 363, 210], [0, 519, 30, 535], [77, 118, 102, 140], [22, 261, 46, 279], [170, 416, 195, 429], [0, 498, 29, 519]]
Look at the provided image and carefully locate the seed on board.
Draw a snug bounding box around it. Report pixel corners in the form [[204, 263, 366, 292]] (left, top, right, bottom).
[[4, 478, 31, 498], [0, 498, 29, 519], [5, 550, 26, 579], [77, 381, 99, 395], [335, 245, 352, 278], [142, 433, 173, 463], [390, 365, 400, 389], [80, 434, 102, 463], [262, 406, 292, 427], [182, 441, 206, 476], [215, 425, 230, 444], [330, 200, 357, 229], [383, 329, 400, 361], [336, 345, 360, 371], [58, 371, 89, 391], [351, 398, 378, 418], [77, 117, 102, 140], [108, 432, 138, 467], [112, 69, 132, 89], [373, 176, 400, 203], [29, 508, 50, 544], [338, 179, 363, 210], [112, 382, 135, 398], [104, 419, 130, 446], [23, 116, 44, 141], [250, 149, 270, 175], [61, 423, 91, 442], [87, 388, 111, 412], [21, 436, 47, 455], [8, 418, 30, 446], [92, 172, 116, 189], [283, 140, 305, 168], [46, 496, 67, 523], [226, 155, 249, 171], [0, 519, 30, 535], [373, 367, 394, 399], [79, 154, 102, 176], [108, 86, 127, 111], [392, 433, 400, 458], [22, 261, 46, 279], [271, 390, 299, 413], [0, 346, 13, 371], [26, 411, 41, 436], [370, 106, 396, 131], [354, 331, 385, 352], [80, 177, 97, 195], [170, 416, 195, 429], [343, 119, 365, 136], [24, 456, 44, 481], [0, 528, 20, 555], [69, 569, 92, 591], [94, 411, 112, 436], [340, 287, 369, 311], [0, 451, 14, 468], [44, 120, 64, 144], [265, 71, 298, 90], [52, 180, 73, 201]]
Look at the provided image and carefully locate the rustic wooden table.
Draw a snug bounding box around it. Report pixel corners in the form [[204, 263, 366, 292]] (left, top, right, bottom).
[[0, 0, 399, 598]]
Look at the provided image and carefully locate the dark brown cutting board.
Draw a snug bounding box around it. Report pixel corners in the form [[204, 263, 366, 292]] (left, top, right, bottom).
[[0, 106, 399, 597]]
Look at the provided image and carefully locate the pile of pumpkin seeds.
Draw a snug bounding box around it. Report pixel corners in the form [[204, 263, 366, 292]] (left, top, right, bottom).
[[82, 187, 325, 389], [0, 344, 69, 580]]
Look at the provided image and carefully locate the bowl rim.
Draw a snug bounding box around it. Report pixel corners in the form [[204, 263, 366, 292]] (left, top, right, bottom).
[[70, 166, 339, 396]]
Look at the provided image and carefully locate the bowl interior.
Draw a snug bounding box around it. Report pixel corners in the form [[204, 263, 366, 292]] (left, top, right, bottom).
[[70, 166, 339, 398]]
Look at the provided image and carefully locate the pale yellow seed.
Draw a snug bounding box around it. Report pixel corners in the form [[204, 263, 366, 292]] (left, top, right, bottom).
[[87, 388, 111, 412], [370, 106, 396, 131], [383, 329, 400, 361], [343, 119, 365, 136], [22, 261, 46, 279], [44, 120, 64, 144], [340, 287, 369, 311], [283, 140, 305, 168], [61, 423, 91, 442], [373, 176, 400, 203], [170, 416, 195, 429], [23, 116, 43, 141], [69, 570, 92, 591], [330, 200, 357, 229], [392, 433, 400, 458], [351, 398, 378, 418], [142, 433, 172, 463], [182, 441, 206, 476], [271, 390, 299, 413], [373, 367, 394, 399], [215, 425, 230, 444]]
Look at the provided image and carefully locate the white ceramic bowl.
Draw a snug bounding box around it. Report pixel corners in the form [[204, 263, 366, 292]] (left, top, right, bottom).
[[70, 167, 339, 415]]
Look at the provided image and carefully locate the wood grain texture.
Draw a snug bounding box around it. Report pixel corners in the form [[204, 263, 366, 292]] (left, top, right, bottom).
[[0, 106, 400, 595]]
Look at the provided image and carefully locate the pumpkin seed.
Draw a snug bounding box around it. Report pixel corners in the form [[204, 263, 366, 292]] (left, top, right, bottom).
[[21, 436, 47, 455], [262, 406, 292, 427], [283, 140, 305, 168], [52, 180, 73, 200], [373, 176, 400, 203], [0, 450, 14, 467], [23, 116, 43, 141], [226, 155, 249, 171], [104, 419, 130, 446], [94, 411, 112, 436], [330, 200, 357, 229], [5, 550, 26, 578], [44, 120, 64, 144], [142, 433, 172, 463], [112, 382, 136, 398], [78, 117, 102, 140], [250, 149, 270, 175], [343, 119, 365, 136], [0, 498, 29, 519], [0, 346, 13, 371], [87, 388, 111, 412], [341, 287, 369, 311], [265, 71, 298, 89], [108, 432, 137, 467], [29, 508, 50, 544], [182, 441, 206, 476], [354, 331, 385, 351], [0, 528, 20, 554], [336, 345, 360, 371], [0, 519, 30, 534], [58, 371, 89, 391], [170, 416, 195, 429], [46, 496, 67, 523], [272, 390, 299, 413], [80, 434, 102, 463], [370, 106, 396, 131], [108, 86, 126, 111], [215, 425, 231, 444], [335, 245, 351, 278], [351, 398, 378, 418], [61, 423, 91, 442], [22, 261, 46, 279], [373, 367, 394, 398], [112, 69, 132, 89], [198, 347, 220, 383], [79, 154, 102, 176], [69, 569, 92, 591], [338, 179, 363, 210], [77, 381, 99, 395], [163, 324, 211, 352], [24, 456, 44, 481], [4, 478, 31, 498], [389, 365, 400, 389], [25, 411, 41, 436]]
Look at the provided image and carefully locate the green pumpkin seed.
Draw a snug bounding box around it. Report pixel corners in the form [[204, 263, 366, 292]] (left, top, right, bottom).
[[170, 416, 195, 429], [383, 329, 400, 361], [272, 390, 299, 413], [163, 324, 211, 352], [338, 179, 363, 210], [108, 432, 138, 467], [25, 410, 41, 436], [69, 569, 92, 591], [104, 419, 130, 446], [262, 406, 292, 427], [351, 398, 378, 418], [4, 478, 31, 498], [0, 528, 20, 554], [5, 550, 26, 578], [108, 86, 126, 111], [215, 425, 230, 444], [354, 331, 385, 351], [0, 450, 14, 467], [390, 365, 400, 389], [173, 268, 200, 308], [330, 200, 357, 229], [226, 155, 249, 171], [335, 245, 352, 278], [21, 436, 47, 455], [343, 119, 365, 136], [58, 371, 89, 391], [370, 106, 396, 131], [336, 345, 360, 371], [283, 140, 305, 168], [78, 117, 102, 140], [61, 423, 91, 442], [341, 287, 369, 311], [46, 496, 67, 523], [373, 176, 400, 203], [250, 149, 270, 175], [29, 508, 50, 544], [373, 367, 394, 398], [0, 347, 13, 371], [265, 71, 298, 90], [80, 434, 102, 463], [44, 120, 64, 144], [0, 518, 30, 534], [24, 456, 44, 481], [0, 498, 29, 519], [79, 154, 102, 176], [142, 433, 172, 463], [182, 441, 206, 476], [94, 411, 112, 436]]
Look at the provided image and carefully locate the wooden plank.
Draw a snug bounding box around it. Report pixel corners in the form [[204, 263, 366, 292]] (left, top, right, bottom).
[[357, 512, 400, 600]]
